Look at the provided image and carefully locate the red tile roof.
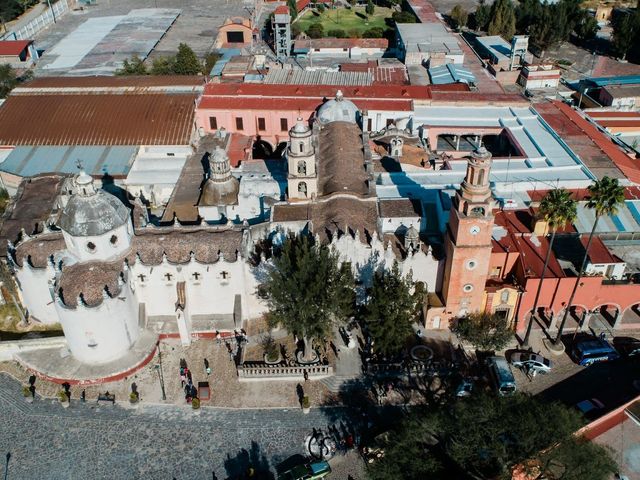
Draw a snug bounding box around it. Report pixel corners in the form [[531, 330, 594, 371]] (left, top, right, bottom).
[[0, 40, 31, 56], [198, 96, 413, 112], [591, 119, 640, 128], [21, 75, 204, 89], [583, 236, 618, 264], [203, 82, 434, 100], [274, 5, 289, 14], [587, 111, 640, 118], [552, 101, 640, 183]]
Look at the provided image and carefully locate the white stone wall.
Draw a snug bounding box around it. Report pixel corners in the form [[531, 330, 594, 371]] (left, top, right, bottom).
[[14, 263, 59, 325], [62, 220, 133, 263], [55, 279, 140, 365], [586, 262, 626, 280], [379, 215, 423, 234]]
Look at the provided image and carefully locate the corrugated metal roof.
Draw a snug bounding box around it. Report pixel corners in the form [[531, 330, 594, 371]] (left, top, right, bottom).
[[264, 69, 373, 86], [20, 76, 204, 89], [429, 64, 476, 85], [586, 75, 640, 87], [0, 93, 196, 146], [0, 145, 136, 178]]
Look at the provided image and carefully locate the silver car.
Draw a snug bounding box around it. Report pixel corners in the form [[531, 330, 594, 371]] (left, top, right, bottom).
[[510, 352, 553, 373]]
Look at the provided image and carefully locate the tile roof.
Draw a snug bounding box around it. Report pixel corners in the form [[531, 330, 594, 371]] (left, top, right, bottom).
[[317, 122, 370, 197], [0, 40, 31, 56], [198, 96, 414, 112], [379, 198, 423, 217], [0, 93, 197, 146], [553, 101, 640, 183], [19, 76, 204, 90]]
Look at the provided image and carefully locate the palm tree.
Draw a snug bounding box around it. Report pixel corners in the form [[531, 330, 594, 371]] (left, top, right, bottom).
[[553, 177, 625, 345], [522, 189, 577, 347]]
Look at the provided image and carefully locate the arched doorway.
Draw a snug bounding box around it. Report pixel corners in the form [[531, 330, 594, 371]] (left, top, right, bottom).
[[252, 137, 274, 159], [620, 303, 640, 329], [593, 304, 622, 330]]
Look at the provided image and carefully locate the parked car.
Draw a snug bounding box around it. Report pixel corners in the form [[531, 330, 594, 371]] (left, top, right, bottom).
[[277, 455, 331, 480], [570, 338, 620, 366], [613, 337, 640, 360], [575, 398, 605, 421], [486, 356, 517, 396], [509, 352, 553, 373]]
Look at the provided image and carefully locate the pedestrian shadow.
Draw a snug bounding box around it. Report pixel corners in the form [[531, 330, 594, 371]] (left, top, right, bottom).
[[223, 441, 274, 480]]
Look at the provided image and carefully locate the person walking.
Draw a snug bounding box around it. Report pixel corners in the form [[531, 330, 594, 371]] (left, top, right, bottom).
[[204, 358, 211, 376]]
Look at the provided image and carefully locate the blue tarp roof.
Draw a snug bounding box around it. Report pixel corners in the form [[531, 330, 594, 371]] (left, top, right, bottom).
[[584, 75, 640, 87], [210, 48, 242, 77], [428, 63, 476, 85], [0, 145, 136, 177]]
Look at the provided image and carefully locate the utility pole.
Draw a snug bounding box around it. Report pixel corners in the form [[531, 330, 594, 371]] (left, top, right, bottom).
[[46, 0, 57, 23], [155, 342, 167, 401]]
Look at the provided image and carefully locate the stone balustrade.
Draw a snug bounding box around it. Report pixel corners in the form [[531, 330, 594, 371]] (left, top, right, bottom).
[[237, 362, 333, 382]]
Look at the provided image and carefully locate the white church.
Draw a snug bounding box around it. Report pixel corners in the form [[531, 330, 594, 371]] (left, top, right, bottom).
[[9, 93, 444, 366]]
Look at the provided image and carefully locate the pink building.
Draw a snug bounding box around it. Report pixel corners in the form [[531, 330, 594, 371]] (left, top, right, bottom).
[[194, 83, 460, 150]]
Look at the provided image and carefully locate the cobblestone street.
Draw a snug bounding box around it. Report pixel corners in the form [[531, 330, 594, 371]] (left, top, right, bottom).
[[0, 373, 365, 479]]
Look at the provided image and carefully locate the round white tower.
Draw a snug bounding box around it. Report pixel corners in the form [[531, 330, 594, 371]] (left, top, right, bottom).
[[58, 171, 133, 263]]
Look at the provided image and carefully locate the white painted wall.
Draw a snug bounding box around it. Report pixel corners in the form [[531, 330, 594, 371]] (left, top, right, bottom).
[[14, 263, 59, 325], [62, 220, 133, 264], [55, 279, 140, 365]]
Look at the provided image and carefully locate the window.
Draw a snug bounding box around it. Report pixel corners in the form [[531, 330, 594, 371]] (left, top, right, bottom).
[[86, 241, 96, 253], [490, 266, 502, 277], [466, 260, 477, 270], [209, 117, 217, 130], [110, 235, 118, 246], [167, 152, 175, 157], [463, 284, 474, 293], [343, 48, 348, 52], [280, 118, 288, 131], [367, 118, 372, 131], [501, 290, 510, 303], [298, 182, 308, 197], [258, 117, 266, 131], [235, 118, 244, 131], [299, 142, 304, 153], [386, 119, 394, 127], [297, 161, 307, 175]]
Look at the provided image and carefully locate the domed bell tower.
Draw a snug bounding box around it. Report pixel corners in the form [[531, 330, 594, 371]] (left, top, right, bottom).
[[287, 118, 318, 200], [441, 147, 495, 320]]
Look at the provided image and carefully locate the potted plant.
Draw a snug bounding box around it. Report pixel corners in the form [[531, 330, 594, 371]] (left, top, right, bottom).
[[129, 391, 140, 408], [58, 390, 69, 408], [192, 397, 201, 415], [261, 334, 282, 365], [22, 386, 33, 403], [302, 395, 310, 414]]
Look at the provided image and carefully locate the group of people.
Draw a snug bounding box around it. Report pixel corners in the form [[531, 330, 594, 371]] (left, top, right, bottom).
[[179, 359, 198, 403]]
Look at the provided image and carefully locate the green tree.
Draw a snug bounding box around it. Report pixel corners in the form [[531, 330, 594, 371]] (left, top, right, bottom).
[[523, 189, 577, 347], [368, 393, 617, 480], [515, 0, 542, 33], [288, 0, 298, 19], [450, 4, 468, 30], [366, 0, 375, 15], [363, 27, 385, 38], [364, 264, 418, 358], [263, 234, 355, 362], [451, 312, 513, 351], [554, 177, 625, 345], [203, 52, 221, 76], [116, 55, 147, 76], [150, 56, 175, 75], [307, 22, 325, 38], [317, 3, 325, 13], [575, 14, 599, 42], [392, 11, 416, 23], [327, 28, 347, 37], [291, 22, 303, 37], [488, 0, 516, 40], [473, 0, 490, 31], [612, 13, 636, 60], [0, 63, 18, 99], [173, 43, 202, 75]]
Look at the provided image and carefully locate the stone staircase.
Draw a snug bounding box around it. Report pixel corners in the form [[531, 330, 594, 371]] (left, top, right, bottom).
[[320, 328, 364, 393]]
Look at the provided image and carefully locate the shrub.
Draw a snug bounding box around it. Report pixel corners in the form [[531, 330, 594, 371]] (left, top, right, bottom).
[[58, 390, 68, 403], [22, 386, 31, 397], [327, 29, 347, 38], [302, 396, 310, 408], [192, 398, 201, 409], [366, 0, 375, 15], [307, 22, 325, 38], [291, 23, 303, 37], [363, 27, 384, 38], [261, 334, 280, 362], [317, 3, 325, 12], [347, 28, 362, 38], [392, 11, 416, 23], [129, 391, 139, 403]]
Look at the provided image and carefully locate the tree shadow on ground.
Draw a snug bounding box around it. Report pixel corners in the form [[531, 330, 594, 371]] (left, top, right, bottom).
[[223, 441, 274, 480]]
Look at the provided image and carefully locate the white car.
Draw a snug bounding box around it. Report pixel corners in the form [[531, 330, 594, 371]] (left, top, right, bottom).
[[510, 352, 553, 373]]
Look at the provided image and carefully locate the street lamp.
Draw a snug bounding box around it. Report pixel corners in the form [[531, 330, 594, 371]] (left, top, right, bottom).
[[154, 343, 166, 401]]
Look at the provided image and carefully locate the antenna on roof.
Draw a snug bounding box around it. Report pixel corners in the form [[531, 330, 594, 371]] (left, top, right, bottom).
[[76, 159, 83, 171]]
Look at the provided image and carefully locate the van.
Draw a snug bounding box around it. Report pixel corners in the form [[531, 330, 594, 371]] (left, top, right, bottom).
[[571, 338, 620, 366], [486, 356, 517, 396]]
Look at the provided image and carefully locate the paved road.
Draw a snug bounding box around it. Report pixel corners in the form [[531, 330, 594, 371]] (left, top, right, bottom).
[[0, 374, 358, 480]]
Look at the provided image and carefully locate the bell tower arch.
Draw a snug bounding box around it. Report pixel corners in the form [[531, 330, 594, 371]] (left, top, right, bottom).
[[441, 147, 495, 322]]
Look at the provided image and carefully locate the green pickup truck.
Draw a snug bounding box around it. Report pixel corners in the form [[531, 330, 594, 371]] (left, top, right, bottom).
[[277, 456, 331, 480]]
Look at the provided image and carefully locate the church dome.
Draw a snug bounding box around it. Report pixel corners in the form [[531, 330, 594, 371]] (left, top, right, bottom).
[[58, 172, 130, 237], [201, 146, 240, 206], [317, 90, 359, 125]]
